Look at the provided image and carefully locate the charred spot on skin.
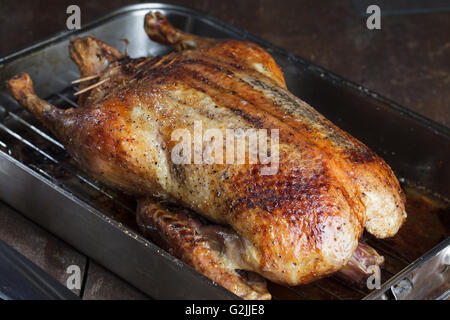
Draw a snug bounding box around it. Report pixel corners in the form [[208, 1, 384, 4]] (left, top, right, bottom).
[[231, 162, 331, 216], [227, 107, 265, 128], [171, 162, 187, 182], [344, 146, 377, 164]]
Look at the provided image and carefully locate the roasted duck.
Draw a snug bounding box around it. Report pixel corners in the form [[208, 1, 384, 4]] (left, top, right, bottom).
[[7, 12, 406, 299]]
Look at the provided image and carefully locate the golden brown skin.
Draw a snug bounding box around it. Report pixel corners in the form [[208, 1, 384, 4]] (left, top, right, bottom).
[[7, 12, 406, 288]]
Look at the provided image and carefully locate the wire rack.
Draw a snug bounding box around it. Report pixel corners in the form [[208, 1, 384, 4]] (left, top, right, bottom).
[[0, 76, 414, 300]]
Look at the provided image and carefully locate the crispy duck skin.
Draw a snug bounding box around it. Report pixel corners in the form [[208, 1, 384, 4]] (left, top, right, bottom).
[[7, 11, 406, 293]]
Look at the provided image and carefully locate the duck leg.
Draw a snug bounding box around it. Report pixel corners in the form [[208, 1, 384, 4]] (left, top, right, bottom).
[[69, 37, 125, 107], [7, 73, 76, 143], [137, 198, 272, 300], [144, 11, 217, 50], [69, 37, 124, 79]]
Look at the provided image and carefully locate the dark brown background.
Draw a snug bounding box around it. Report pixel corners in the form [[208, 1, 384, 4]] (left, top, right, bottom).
[[0, 0, 449, 299], [2, 0, 449, 126]]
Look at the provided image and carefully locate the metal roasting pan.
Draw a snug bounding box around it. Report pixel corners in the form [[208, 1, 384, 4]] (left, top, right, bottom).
[[0, 3, 448, 300]]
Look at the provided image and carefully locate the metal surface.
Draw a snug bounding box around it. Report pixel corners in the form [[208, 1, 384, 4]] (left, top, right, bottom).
[[0, 238, 80, 300], [0, 3, 448, 300], [364, 237, 449, 300]]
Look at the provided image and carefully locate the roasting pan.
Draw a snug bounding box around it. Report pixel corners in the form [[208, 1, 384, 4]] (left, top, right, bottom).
[[0, 3, 448, 300]]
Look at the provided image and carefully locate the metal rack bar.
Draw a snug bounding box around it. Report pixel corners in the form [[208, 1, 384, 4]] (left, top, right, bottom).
[[0, 112, 135, 215]]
